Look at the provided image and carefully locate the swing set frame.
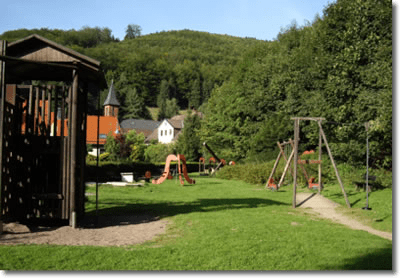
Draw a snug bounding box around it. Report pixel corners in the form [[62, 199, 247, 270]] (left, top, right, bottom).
[[266, 117, 351, 209]]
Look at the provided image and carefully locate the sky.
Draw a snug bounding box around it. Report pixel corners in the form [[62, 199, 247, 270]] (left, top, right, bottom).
[[1, 0, 335, 41]]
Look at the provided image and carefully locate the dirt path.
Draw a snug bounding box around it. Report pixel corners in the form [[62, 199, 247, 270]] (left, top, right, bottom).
[[296, 193, 392, 241], [0, 215, 168, 246]]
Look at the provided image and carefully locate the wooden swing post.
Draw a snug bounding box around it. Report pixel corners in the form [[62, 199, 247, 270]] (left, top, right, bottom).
[[291, 117, 351, 208]]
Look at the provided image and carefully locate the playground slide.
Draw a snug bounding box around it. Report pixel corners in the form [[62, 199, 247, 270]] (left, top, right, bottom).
[[152, 154, 177, 184], [178, 154, 195, 185], [152, 154, 195, 185]]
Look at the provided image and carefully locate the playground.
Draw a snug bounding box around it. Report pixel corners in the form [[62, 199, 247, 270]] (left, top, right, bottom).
[[0, 174, 392, 270]]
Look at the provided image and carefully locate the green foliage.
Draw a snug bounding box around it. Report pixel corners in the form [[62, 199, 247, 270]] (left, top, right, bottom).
[[202, 0, 391, 169], [125, 24, 142, 40], [99, 152, 110, 161], [0, 26, 118, 48], [125, 131, 146, 162], [144, 143, 175, 163], [104, 135, 120, 160], [217, 163, 272, 185], [1, 0, 392, 168], [122, 88, 152, 120], [176, 113, 202, 161]]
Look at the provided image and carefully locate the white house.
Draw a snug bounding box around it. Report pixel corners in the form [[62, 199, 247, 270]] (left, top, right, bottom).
[[157, 119, 183, 144], [146, 110, 204, 144]]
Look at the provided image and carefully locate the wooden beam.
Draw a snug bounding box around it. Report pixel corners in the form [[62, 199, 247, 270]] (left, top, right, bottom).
[[0, 40, 6, 234], [278, 140, 294, 177], [292, 119, 300, 208], [277, 148, 295, 189], [265, 142, 282, 189], [34, 87, 39, 135], [318, 121, 322, 194], [317, 121, 351, 208], [70, 67, 79, 228], [46, 86, 51, 136], [297, 160, 322, 164], [291, 117, 326, 121], [41, 87, 46, 135]]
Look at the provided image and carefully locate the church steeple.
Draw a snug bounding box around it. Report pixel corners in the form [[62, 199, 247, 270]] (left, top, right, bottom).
[[103, 80, 120, 117]]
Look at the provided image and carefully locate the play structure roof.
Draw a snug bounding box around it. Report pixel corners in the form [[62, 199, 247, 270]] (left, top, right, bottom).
[[0, 34, 107, 88]]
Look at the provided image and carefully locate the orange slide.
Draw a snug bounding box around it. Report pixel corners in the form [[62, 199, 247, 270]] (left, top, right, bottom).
[[152, 154, 195, 185]]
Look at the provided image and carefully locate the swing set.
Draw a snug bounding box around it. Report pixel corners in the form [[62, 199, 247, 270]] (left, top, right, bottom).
[[266, 117, 351, 209], [266, 139, 320, 190]]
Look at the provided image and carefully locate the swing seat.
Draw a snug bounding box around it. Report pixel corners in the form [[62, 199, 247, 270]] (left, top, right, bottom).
[[308, 177, 320, 189], [268, 178, 278, 190]]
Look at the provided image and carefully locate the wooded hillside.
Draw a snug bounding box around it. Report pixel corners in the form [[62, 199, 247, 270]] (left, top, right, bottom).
[[0, 0, 392, 168]]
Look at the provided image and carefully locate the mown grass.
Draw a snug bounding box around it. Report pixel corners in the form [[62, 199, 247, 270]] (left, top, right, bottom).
[[0, 175, 392, 270]]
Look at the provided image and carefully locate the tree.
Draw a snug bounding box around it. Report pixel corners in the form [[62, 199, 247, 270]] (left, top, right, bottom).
[[125, 24, 141, 40], [176, 113, 202, 161], [104, 134, 120, 160], [125, 130, 146, 162], [157, 80, 169, 120], [122, 88, 151, 119], [165, 98, 180, 118]]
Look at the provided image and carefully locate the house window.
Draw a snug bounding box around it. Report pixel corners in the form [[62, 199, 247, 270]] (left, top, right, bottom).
[[99, 134, 107, 139], [161, 130, 163, 136], [165, 130, 167, 136], [170, 129, 172, 135]]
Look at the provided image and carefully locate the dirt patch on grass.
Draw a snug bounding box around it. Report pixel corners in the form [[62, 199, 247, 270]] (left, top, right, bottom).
[[296, 193, 392, 241], [0, 215, 168, 246]]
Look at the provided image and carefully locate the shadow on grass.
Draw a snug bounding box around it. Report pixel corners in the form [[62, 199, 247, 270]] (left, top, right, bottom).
[[338, 246, 392, 270], [83, 197, 288, 228]]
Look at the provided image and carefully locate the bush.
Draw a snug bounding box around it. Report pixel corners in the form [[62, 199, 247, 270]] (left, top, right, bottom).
[[144, 143, 175, 163], [217, 162, 273, 185]]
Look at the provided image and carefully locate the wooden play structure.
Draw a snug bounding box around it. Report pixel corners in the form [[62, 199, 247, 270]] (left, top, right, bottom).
[[291, 117, 350, 208], [202, 142, 227, 176], [266, 140, 321, 190], [266, 117, 350, 209], [0, 35, 107, 229], [152, 154, 195, 185]]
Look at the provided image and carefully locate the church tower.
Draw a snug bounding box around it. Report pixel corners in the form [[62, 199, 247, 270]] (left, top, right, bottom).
[[103, 80, 120, 117]]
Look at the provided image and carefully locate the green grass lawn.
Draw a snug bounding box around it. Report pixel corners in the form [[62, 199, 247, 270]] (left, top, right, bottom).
[[0, 175, 392, 270]]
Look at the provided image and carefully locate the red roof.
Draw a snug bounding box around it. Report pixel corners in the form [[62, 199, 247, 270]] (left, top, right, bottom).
[[86, 115, 120, 145]]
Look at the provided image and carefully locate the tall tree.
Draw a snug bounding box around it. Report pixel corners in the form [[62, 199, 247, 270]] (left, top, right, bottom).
[[157, 80, 169, 120], [176, 113, 202, 161], [125, 24, 142, 40], [122, 88, 151, 119]]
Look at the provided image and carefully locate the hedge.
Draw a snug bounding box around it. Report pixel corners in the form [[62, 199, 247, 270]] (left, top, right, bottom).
[[85, 160, 199, 182]]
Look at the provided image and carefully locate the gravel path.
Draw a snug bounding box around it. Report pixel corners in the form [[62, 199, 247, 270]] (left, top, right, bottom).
[[0, 215, 168, 246], [296, 192, 392, 241]]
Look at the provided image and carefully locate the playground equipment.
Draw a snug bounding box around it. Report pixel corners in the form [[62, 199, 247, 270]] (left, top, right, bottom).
[[266, 139, 311, 190], [266, 118, 350, 209], [152, 154, 195, 185], [291, 117, 350, 208], [202, 142, 226, 176], [199, 157, 207, 175]]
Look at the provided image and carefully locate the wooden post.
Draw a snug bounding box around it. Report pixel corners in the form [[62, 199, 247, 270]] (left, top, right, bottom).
[[318, 121, 322, 194], [317, 121, 351, 208], [278, 141, 294, 177], [277, 148, 295, 189], [41, 87, 46, 135], [70, 67, 79, 228], [28, 86, 33, 134], [289, 139, 309, 182], [265, 142, 282, 189], [0, 40, 6, 234], [34, 87, 39, 135], [46, 86, 51, 136], [292, 119, 300, 208]]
